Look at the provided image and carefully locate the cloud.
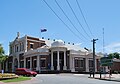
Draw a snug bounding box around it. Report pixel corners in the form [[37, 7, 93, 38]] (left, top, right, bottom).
[[105, 42, 120, 53]]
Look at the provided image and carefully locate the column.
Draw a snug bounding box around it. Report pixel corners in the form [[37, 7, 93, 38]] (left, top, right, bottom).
[[85, 58, 89, 72], [5, 60, 8, 72], [51, 51, 54, 70], [14, 45, 16, 53], [24, 35, 27, 52], [70, 55, 72, 70], [57, 51, 60, 70], [24, 57, 26, 68], [18, 44, 20, 52], [12, 57, 15, 72], [30, 57, 32, 70], [37, 55, 40, 72], [71, 57, 75, 72], [63, 51, 67, 70], [95, 59, 97, 72], [18, 56, 20, 68]]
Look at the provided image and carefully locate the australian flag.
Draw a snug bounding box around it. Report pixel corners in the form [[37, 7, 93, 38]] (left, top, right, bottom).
[[41, 29, 47, 32]]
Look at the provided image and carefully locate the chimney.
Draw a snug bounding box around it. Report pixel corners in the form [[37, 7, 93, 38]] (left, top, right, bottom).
[[16, 32, 20, 39]]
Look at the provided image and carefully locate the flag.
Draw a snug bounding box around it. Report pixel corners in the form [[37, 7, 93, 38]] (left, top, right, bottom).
[[41, 29, 47, 32]]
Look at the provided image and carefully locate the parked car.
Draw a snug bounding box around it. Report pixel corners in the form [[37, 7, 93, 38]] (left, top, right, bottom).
[[15, 68, 37, 77]]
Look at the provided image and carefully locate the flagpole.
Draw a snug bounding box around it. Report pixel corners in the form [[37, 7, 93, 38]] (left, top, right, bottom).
[[40, 29, 41, 39], [40, 28, 47, 39]]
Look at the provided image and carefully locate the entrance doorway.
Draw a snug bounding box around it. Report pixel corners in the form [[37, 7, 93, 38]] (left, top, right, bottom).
[[53, 51, 64, 70], [14, 58, 18, 70], [59, 51, 64, 70], [53, 52, 57, 70]]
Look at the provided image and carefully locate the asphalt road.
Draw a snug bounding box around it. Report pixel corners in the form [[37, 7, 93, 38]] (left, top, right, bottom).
[[22, 74, 120, 84]]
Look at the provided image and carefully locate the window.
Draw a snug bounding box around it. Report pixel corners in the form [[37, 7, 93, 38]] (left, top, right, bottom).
[[89, 60, 93, 67], [41, 59, 46, 68], [33, 59, 37, 69], [15, 45, 16, 52], [17, 46, 18, 52], [30, 44, 33, 49], [22, 43, 24, 51], [15, 45, 19, 52], [26, 60, 30, 68], [80, 60, 84, 68], [20, 43, 24, 51], [75, 59, 79, 68]]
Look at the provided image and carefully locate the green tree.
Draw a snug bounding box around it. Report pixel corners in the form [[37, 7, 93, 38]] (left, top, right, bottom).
[[108, 53, 114, 59], [0, 44, 4, 56], [108, 52, 120, 59], [113, 52, 120, 59], [0, 44, 8, 71]]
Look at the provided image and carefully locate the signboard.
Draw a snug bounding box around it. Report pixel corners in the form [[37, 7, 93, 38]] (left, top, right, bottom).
[[100, 57, 113, 66]]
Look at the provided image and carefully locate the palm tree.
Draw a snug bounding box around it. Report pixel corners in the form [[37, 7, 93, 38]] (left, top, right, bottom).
[[0, 44, 8, 71], [0, 44, 4, 56]]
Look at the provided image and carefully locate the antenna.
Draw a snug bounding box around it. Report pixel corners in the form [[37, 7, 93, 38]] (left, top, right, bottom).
[[103, 28, 105, 54]]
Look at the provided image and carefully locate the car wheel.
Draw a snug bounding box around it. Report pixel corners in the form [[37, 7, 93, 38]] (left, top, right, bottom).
[[33, 75, 36, 77]]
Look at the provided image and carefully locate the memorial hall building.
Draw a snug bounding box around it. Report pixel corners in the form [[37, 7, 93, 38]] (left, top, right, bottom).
[[6, 33, 102, 73]]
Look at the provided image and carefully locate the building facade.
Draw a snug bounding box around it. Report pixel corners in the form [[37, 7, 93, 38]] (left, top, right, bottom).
[[6, 34, 102, 73]]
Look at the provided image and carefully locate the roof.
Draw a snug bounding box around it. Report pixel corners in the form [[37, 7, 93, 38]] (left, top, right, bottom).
[[41, 39, 87, 52]]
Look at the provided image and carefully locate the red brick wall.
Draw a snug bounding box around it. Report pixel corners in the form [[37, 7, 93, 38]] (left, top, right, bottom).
[[27, 36, 45, 50], [111, 62, 120, 71]]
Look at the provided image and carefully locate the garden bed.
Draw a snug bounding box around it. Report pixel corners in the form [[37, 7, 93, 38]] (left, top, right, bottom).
[[0, 73, 18, 80]]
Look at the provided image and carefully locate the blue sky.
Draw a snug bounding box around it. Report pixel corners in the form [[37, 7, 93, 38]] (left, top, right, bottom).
[[0, 0, 120, 54]]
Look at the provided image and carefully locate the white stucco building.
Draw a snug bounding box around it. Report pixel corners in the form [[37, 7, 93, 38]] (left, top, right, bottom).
[[6, 33, 102, 73]]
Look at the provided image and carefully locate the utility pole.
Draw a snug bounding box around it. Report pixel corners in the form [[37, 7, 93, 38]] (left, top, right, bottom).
[[92, 39, 98, 78]]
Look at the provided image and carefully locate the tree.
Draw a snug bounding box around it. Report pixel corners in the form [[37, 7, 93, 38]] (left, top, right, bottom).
[[0, 44, 4, 56], [0, 44, 8, 71], [113, 52, 120, 59], [108, 53, 114, 59], [108, 52, 120, 59]]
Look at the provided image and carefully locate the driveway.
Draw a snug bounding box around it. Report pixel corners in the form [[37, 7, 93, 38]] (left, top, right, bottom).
[[0, 74, 120, 84]]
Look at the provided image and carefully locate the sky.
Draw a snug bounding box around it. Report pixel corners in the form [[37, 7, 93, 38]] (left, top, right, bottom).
[[0, 0, 120, 55]]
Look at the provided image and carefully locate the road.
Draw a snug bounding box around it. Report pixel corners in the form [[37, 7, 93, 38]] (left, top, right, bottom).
[[21, 74, 119, 84]]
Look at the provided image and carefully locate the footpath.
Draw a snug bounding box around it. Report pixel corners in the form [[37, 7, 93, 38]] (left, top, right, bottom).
[[89, 74, 120, 82]]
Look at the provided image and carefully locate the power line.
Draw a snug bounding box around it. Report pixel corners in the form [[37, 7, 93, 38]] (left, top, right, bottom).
[[66, 0, 91, 40], [42, 0, 85, 42], [55, 0, 89, 41], [76, 0, 94, 38]]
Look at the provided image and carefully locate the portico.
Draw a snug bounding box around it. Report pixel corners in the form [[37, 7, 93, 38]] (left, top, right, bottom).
[[50, 47, 67, 71]]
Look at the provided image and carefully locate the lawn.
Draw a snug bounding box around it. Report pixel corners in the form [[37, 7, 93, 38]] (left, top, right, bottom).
[[0, 76, 31, 83]]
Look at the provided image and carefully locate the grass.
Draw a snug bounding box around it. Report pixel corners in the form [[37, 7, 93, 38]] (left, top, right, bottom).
[[0, 76, 31, 83]]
